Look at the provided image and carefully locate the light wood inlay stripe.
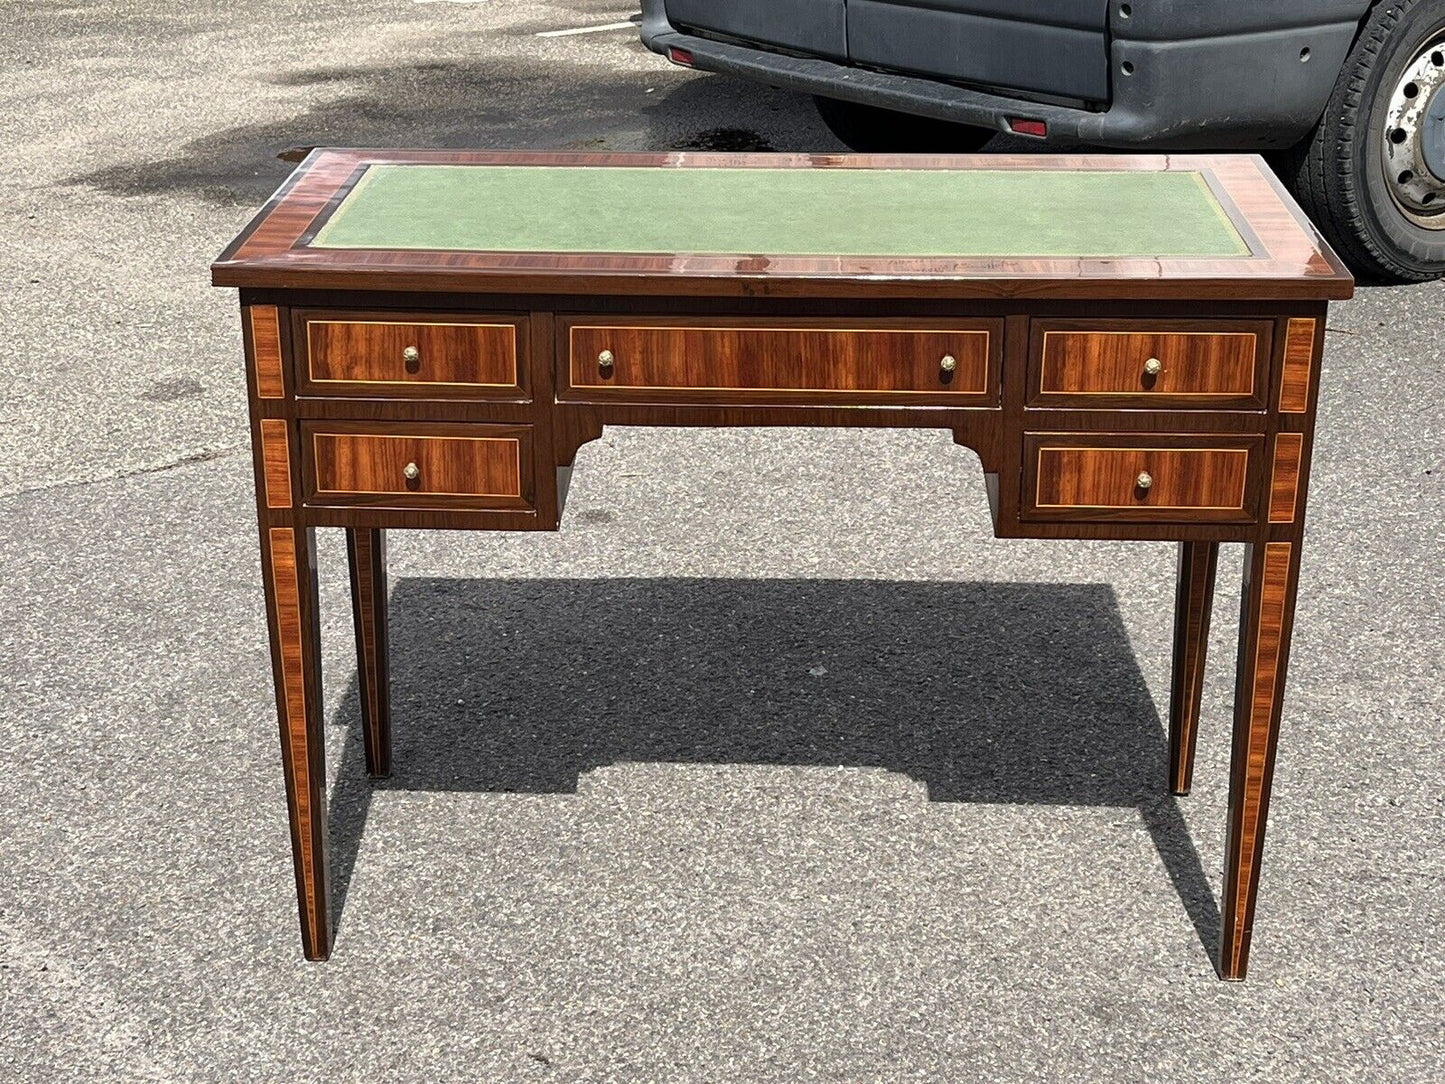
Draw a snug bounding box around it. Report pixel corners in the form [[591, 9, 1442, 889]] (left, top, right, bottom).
[[1268, 433, 1304, 523], [268, 527, 319, 951], [260, 419, 293, 509], [1279, 319, 1316, 413], [1229, 541, 1293, 966], [250, 305, 285, 399]]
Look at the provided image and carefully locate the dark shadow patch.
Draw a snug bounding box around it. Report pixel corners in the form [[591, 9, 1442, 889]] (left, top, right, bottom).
[[140, 377, 204, 403], [65, 58, 831, 206], [672, 127, 776, 152], [324, 577, 1220, 964]]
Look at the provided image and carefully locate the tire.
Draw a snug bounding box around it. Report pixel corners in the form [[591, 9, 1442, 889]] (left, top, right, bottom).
[[813, 96, 995, 153], [1286, 0, 1445, 282]]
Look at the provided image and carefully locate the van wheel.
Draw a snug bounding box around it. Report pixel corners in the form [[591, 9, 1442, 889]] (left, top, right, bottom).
[[1287, 0, 1445, 282], [813, 96, 995, 153]]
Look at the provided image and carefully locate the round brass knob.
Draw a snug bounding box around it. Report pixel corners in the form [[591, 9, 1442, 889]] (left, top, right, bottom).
[[1136, 471, 1154, 492], [402, 345, 421, 367], [1143, 357, 1162, 377], [597, 349, 615, 369], [403, 462, 420, 482], [940, 354, 958, 374]]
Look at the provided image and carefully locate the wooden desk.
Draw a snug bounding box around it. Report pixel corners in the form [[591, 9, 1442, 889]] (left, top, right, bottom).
[[213, 150, 1352, 978]]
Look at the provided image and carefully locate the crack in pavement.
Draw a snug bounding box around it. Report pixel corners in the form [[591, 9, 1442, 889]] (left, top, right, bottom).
[[0, 445, 247, 502]]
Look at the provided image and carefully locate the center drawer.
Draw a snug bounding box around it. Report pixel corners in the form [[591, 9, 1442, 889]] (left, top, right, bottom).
[[561, 317, 1001, 405], [301, 422, 534, 510], [1028, 319, 1273, 409]]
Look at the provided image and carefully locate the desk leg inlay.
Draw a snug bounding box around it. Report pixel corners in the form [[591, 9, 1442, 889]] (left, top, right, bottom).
[[1169, 541, 1218, 796], [1221, 540, 1297, 980], [347, 528, 391, 777], [265, 526, 331, 960]]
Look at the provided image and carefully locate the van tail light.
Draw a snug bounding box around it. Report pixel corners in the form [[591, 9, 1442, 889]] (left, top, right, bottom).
[[1007, 118, 1048, 138], [668, 47, 695, 66]]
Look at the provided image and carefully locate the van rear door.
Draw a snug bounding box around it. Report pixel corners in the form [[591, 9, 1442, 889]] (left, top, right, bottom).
[[664, 0, 848, 60], [847, 0, 1111, 102]]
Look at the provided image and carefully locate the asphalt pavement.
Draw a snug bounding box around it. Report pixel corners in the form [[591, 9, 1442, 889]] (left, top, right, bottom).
[[1, 2, 1442, 1081]]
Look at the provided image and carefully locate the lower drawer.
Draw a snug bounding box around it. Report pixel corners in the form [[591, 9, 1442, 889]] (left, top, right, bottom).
[[302, 422, 534, 510], [1022, 433, 1263, 524]]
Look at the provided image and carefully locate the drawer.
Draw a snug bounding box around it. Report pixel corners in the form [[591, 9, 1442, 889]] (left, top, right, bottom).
[[293, 310, 526, 398], [1022, 433, 1264, 523], [302, 423, 533, 510], [1028, 320, 1272, 409], [562, 318, 1000, 405]]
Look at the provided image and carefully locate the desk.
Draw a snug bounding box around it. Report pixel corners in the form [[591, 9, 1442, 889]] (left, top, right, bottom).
[[213, 150, 1352, 978]]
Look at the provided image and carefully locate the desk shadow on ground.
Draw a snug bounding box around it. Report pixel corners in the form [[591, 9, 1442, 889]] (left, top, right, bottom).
[[71, 57, 827, 206], [324, 577, 1221, 961]]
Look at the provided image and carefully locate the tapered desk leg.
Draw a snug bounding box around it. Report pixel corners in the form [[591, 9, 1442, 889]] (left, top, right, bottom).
[[261, 525, 332, 960], [347, 528, 391, 778], [1169, 541, 1218, 796], [1219, 540, 1301, 981]]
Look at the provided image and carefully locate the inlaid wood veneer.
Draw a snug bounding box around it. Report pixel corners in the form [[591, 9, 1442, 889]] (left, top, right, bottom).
[[1279, 318, 1317, 413], [250, 305, 284, 399], [308, 426, 530, 509], [565, 320, 998, 405], [260, 419, 292, 509], [299, 312, 523, 397], [266, 527, 329, 958], [1222, 541, 1296, 980], [1024, 435, 1260, 523], [346, 528, 391, 778], [1031, 321, 1268, 408], [1269, 433, 1305, 523], [1170, 541, 1219, 796]]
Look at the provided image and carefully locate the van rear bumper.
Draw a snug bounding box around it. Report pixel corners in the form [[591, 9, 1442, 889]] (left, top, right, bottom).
[[641, 1, 1360, 150]]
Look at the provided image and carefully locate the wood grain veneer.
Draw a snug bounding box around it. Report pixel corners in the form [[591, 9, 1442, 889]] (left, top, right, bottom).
[[249, 305, 285, 399], [1279, 318, 1317, 412], [265, 527, 329, 958], [1269, 433, 1305, 523], [1221, 541, 1297, 979], [1024, 434, 1261, 523], [564, 319, 998, 405], [1030, 320, 1269, 408], [346, 528, 390, 778], [298, 311, 523, 398], [306, 423, 531, 510], [212, 151, 1354, 301], [259, 419, 292, 509], [1169, 542, 1219, 795]]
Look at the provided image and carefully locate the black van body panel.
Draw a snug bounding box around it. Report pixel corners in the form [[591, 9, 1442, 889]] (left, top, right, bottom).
[[846, 2, 1110, 102], [642, 0, 1374, 149]]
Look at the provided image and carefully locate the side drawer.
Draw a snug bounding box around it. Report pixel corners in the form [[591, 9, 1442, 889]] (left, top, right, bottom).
[[293, 310, 527, 399], [1028, 320, 1272, 409], [561, 317, 1001, 406], [301, 422, 534, 510], [1022, 433, 1264, 524]]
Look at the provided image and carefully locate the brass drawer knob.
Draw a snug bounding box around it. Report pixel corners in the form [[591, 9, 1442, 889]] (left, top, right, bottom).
[[597, 349, 615, 370], [403, 462, 421, 482], [1136, 471, 1154, 492], [1143, 357, 1163, 377], [402, 345, 421, 370], [939, 354, 958, 374]]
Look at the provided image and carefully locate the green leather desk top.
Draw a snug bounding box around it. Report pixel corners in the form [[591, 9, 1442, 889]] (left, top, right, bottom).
[[308, 163, 1251, 259]]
